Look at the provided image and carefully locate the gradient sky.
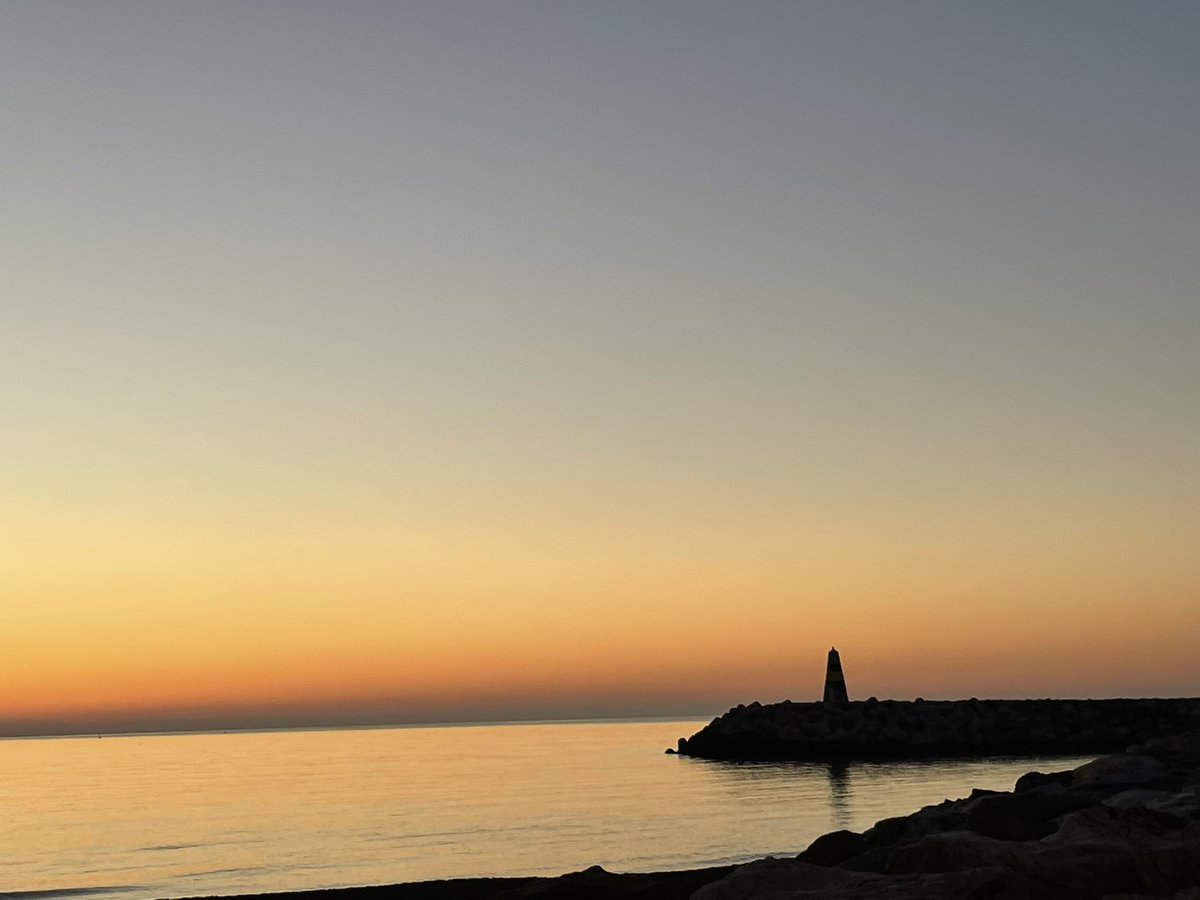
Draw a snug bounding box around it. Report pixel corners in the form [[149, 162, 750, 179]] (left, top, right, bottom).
[[3, 1, 1198, 736]]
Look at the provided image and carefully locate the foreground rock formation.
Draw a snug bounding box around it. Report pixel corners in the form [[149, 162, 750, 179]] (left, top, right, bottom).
[[673, 698, 1200, 761], [693, 729, 1200, 899]]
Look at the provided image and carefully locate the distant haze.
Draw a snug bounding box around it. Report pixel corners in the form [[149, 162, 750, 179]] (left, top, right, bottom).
[[2, 2, 1197, 737]]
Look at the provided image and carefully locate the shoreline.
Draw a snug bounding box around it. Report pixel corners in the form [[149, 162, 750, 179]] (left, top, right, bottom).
[[171, 865, 738, 900], [0, 715, 712, 743]]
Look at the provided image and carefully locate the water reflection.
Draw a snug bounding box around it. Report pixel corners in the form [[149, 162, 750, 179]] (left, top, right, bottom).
[[679, 752, 1093, 845], [680, 760, 851, 831], [825, 762, 851, 830]]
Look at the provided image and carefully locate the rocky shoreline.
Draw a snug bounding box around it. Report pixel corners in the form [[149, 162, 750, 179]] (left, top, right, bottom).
[[689, 728, 1200, 899], [177, 729, 1200, 900], [672, 698, 1200, 761]]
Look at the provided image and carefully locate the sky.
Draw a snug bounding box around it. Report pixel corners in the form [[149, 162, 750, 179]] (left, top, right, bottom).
[[2, 1, 1198, 737]]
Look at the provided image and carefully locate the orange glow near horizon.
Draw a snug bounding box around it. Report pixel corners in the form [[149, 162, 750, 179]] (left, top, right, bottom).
[[3, 492, 1196, 735]]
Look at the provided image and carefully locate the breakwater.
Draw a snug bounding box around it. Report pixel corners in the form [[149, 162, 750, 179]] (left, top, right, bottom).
[[673, 697, 1200, 761]]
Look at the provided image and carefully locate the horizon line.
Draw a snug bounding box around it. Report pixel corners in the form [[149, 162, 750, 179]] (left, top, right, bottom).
[[0, 711, 718, 743]]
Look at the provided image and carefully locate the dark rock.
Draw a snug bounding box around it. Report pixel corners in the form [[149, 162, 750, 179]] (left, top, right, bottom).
[[1142, 730, 1200, 774], [966, 787, 1099, 841], [864, 814, 914, 846], [1072, 755, 1169, 788], [691, 857, 856, 899], [777, 867, 1052, 899], [836, 845, 898, 874], [797, 829, 868, 866], [863, 796, 980, 847], [1104, 788, 1200, 817], [885, 830, 1034, 874], [1047, 804, 1197, 847], [1025, 840, 1148, 898], [1015, 770, 1073, 792]]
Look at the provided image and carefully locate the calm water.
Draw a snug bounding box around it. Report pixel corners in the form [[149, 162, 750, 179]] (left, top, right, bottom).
[[0, 719, 1090, 900]]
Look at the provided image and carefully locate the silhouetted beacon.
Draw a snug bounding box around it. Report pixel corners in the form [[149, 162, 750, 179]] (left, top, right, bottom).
[[823, 647, 849, 705]]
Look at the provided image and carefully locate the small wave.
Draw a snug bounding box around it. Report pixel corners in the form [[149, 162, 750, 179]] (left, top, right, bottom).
[[133, 844, 203, 853], [174, 865, 270, 879], [0, 888, 139, 899]]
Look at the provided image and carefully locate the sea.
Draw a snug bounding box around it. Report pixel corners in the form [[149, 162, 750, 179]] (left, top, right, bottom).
[[0, 718, 1092, 900]]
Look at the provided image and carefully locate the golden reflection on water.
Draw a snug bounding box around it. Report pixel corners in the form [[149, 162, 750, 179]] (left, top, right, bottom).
[[0, 720, 1091, 900]]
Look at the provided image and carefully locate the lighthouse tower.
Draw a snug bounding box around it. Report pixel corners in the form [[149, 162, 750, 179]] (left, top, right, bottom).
[[823, 647, 849, 705]]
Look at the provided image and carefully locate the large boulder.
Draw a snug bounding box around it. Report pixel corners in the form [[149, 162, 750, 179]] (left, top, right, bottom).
[[864, 796, 979, 846], [1026, 842, 1147, 899], [1047, 804, 1197, 847], [1028, 834, 1200, 898], [1072, 755, 1168, 788], [885, 830, 1033, 875], [966, 787, 1099, 841], [1104, 788, 1200, 818], [796, 829, 868, 867], [1014, 770, 1073, 792], [1141, 731, 1200, 776]]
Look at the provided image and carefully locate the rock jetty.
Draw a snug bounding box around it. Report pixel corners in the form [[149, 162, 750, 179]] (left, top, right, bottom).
[[673, 698, 1200, 761]]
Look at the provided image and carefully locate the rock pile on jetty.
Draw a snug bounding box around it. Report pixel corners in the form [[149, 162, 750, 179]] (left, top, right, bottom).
[[674, 698, 1200, 761], [691, 729, 1200, 899]]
